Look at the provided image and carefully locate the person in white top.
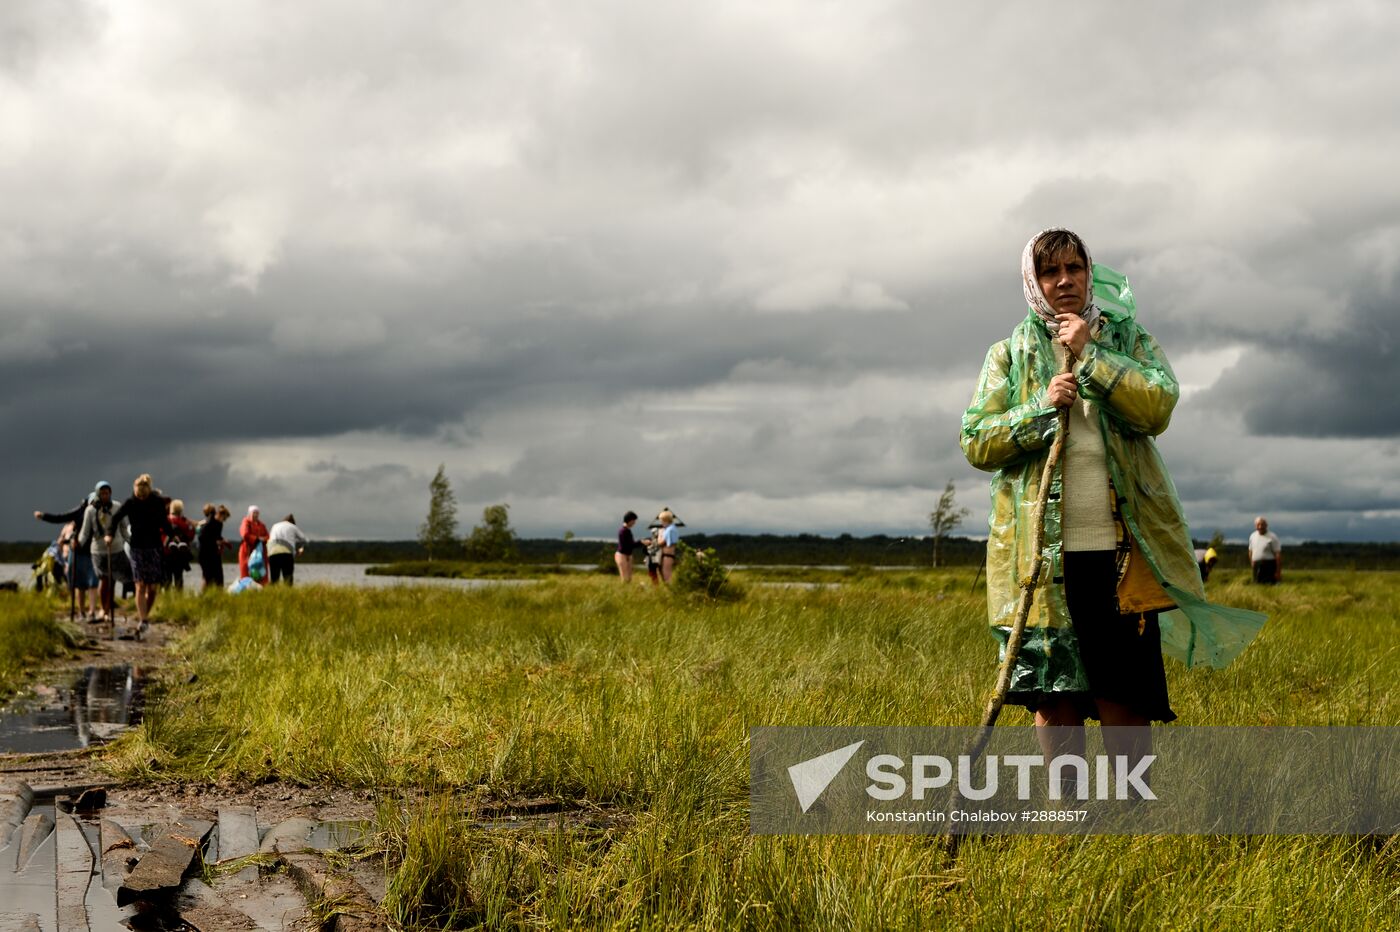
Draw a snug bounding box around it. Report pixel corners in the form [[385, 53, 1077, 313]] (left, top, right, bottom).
[[1247, 516, 1281, 585], [657, 509, 680, 583], [266, 515, 309, 586]]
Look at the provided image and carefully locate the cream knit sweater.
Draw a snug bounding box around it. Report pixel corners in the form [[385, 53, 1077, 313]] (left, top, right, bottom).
[[1055, 340, 1117, 552]]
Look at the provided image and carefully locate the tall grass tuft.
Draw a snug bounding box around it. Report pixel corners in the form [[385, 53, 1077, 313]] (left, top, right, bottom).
[[0, 593, 76, 697]]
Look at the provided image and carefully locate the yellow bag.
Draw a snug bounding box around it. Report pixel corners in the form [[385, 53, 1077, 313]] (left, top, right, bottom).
[[1117, 534, 1176, 614]]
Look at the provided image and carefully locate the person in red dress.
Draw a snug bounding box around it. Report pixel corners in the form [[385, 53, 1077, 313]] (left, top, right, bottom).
[[238, 505, 271, 585]]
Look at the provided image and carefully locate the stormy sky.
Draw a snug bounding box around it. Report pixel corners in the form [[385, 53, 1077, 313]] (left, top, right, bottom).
[[5, 1, 1400, 543]]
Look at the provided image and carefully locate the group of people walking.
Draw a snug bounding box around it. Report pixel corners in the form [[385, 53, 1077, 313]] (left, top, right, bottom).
[[33, 475, 310, 629], [615, 508, 681, 584]]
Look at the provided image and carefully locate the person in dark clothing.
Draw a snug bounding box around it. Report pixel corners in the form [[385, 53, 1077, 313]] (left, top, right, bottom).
[[105, 474, 171, 632], [613, 510, 651, 583], [33, 488, 100, 619], [197, 503, 232, 591], [162, 499, 196, 590]]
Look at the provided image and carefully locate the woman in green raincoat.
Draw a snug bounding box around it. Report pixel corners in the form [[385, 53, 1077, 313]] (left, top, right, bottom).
[[961, 229, 1263, 774]]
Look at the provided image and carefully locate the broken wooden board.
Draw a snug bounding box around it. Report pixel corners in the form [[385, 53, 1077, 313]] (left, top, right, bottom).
[[175, 878, 263, 931], [117, 816, 213, 907], [0, 780, 34, 849], [71, 787, 106, 813], [280, 850, 386, 931], [217, 805, 260, 885], [55, 812, 92, 931], [16, 811, 54, 870], [217, 806, 260, 862], [99, 818, 139, 896]]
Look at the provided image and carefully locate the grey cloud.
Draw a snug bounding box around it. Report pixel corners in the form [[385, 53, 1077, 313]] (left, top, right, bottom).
[[154, 462, 264, 507], [1011, 178, 1176, 239], [0, 1, 103, 76], [1213, 284, 1400, 438], [309, 461, 416, 496]]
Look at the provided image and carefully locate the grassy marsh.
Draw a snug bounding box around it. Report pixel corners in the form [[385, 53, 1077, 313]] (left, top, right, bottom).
[[0, 591, 75, 697], [101, 570, 1400, 929]]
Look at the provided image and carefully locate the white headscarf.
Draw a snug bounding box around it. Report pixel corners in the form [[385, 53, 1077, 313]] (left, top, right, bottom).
[[247, 505, 260, 518], [1021, 228, 1100, 335]]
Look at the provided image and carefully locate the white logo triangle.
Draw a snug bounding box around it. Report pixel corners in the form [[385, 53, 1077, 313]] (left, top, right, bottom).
[[787, 740, 865, 813]]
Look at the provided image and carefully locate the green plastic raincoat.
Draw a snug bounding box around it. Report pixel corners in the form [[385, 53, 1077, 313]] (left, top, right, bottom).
[[960, 266, 1265, 695]]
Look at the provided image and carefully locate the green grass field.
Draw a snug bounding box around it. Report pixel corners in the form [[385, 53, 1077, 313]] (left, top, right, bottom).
[[90, 570, 1400, 929], [0, 592, 75, 698]]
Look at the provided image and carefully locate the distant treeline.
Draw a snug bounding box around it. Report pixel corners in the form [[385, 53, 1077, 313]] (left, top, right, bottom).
[[6, 536, 1400, 569]]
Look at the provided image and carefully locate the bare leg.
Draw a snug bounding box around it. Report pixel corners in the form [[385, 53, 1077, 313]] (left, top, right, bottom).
[[1035, 697, 1086, 798], [135, 582, 158, 623], [613, 552, 632, 582], [1096, 698, 1152, 798]]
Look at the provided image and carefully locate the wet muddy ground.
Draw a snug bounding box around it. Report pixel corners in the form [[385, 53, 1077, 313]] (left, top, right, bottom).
[[0, 620, 386, 929], [0, 614, 624, 929]]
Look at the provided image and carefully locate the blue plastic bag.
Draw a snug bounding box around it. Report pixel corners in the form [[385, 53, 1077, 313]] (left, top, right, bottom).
[[248, 544, 266, 582], [227, 576, 260, 595]]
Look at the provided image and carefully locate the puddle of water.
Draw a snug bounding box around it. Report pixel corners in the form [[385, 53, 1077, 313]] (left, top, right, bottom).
[[0, 815, 55, 921], [0, 665, 144, 754], [306, 819, 372, 851]]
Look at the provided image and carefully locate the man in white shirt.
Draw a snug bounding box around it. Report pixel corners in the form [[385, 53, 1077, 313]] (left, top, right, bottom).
[[1247, 516, 1282, 585]]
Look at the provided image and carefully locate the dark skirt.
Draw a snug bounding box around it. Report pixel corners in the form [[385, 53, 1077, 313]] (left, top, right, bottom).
[[95, 551, 133, 586], [128, 547, 164, 585], [1011, 549, 1176, 723], [71, 551, 99, 589]]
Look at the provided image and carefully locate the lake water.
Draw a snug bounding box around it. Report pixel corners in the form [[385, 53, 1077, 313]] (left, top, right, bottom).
[[0, 562, 885, 593], [0, 562, 533, 591]]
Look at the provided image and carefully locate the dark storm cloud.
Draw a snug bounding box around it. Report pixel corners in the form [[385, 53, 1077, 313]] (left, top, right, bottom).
[[2, 246, 983, 464], [308, 461, 416, 496], [6, 1, 1400, 540], [1211, 282, 1400, 438]]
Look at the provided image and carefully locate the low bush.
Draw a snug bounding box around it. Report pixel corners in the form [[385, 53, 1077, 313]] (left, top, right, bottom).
[[670, 542, 744, 601]]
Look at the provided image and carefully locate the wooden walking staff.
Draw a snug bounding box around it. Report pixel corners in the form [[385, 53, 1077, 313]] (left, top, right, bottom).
[[105, 543, 116, 640], [945, 351, 1074, 854], [67, 529, 77, 624]]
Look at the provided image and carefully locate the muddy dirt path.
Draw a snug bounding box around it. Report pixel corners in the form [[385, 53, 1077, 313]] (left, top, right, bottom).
[[0, 617, 387, 930]]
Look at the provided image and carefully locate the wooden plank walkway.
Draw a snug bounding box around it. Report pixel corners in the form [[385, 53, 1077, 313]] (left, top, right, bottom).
[[0, 779, 386, 930], [55, 812, 92, 931], [117, 815, 214, 906]]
